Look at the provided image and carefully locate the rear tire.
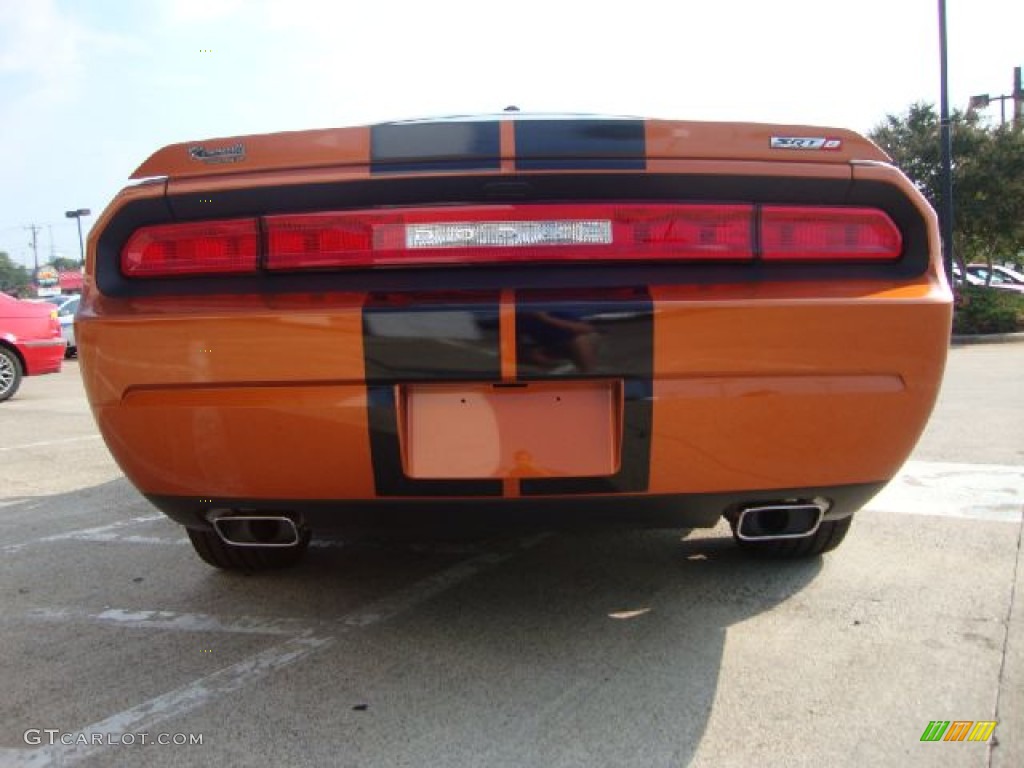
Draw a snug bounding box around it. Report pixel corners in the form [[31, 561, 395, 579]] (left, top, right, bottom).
[[0, 346, 23, 402], [187, 526, 311, 570], [731, 515, 853, 558]]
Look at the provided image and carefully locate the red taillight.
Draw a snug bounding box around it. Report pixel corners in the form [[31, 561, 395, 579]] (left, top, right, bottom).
[[118, 205, 903, 277], [619, 205, 752, 261], [263, 204, 754, 270], [121, 219, 259, 277], [761, 207, 902, 261], [265, 213, 378, 269]]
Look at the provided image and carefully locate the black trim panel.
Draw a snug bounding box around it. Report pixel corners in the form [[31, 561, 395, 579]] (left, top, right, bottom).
[[146, 481, 885, 534], [96, 173, 931, 298]]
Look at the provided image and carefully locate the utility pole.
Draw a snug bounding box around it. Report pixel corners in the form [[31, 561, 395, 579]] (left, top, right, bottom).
[[25, 224, 40, 273], [48, 225, 56, 262], [1014, 66, 1022, 129], [967, 67, 1023, 128], [937, 0, 954, 283], [65, 209, 91, 266]]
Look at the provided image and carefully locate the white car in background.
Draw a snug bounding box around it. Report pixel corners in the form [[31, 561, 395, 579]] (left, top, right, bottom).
[[966, 264, 1024, 294], [43, 294, 80, 357], [951, 264, 985, 287]]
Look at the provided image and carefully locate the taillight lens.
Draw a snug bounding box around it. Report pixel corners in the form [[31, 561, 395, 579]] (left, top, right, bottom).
[[121, 219, 259, 277], [265, 213, 378, 269], [118, 205, 903, 277], [263, 204, 754, 269], [761, 206, 902, 261]]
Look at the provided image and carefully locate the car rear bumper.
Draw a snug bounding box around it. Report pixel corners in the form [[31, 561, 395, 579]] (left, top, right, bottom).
[[80, 282, 950, 512]]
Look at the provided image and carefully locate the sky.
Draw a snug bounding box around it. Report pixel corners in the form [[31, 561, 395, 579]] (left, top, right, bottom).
[[0, 0, 1021, 269]]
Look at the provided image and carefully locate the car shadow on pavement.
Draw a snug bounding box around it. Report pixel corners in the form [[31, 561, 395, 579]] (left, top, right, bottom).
[[197, 526, 823, 767], [2, 479, 823, 768]]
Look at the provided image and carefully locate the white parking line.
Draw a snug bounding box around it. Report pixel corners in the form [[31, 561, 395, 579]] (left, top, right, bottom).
[[0, 633, 333, 768], [866, 460, 1024, 523], [20, 607, 315, 636], [56, 532, 189, 545], [1, 515, 165, 554], [0, 435, 101, 452], [1, 535, 548, 767]]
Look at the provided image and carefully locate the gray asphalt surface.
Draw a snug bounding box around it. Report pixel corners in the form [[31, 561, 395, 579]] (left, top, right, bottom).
[[0, 344, 1021, 768]]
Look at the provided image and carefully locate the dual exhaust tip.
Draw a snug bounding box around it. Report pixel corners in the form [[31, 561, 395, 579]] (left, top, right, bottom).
[[734, 500, 828, 542], [209, 512, 302, 548]]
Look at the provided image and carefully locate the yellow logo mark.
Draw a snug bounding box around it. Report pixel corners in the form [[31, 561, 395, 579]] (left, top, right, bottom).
[[967, 721, 997, 742]]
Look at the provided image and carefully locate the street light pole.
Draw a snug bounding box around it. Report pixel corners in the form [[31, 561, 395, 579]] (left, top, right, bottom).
[[65, 208, 91, 267], [938, 0, 954, 284]]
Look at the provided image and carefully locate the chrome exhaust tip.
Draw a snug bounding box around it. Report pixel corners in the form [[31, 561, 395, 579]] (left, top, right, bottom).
[[735, 500, 828, 542], [209, 513, 301, 548]]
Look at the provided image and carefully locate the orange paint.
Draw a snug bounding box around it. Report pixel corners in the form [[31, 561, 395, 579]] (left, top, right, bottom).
[[500, 119, 516, 174], [499, 289, 517, 383]]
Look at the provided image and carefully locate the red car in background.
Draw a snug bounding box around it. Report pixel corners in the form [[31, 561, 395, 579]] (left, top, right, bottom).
[[0, 293, 65, 401]]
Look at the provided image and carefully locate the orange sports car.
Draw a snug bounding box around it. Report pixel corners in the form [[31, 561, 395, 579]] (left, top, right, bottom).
[[78, 115, 952, 570]]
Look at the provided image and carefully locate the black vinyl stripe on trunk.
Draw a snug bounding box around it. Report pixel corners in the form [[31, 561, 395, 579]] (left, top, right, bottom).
[[370, 121, 500, 174], [514, 119, 646, 171], [363, 293, 503, 497], [516, 289, 654, 495]]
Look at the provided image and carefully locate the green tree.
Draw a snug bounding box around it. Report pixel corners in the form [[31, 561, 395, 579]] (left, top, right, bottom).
[[873, 105, 1024, 332], [0, 252, 32, 296], [870, 104, 1024, 269], [872, 102, 1024, 270], [50, 256, 81, 272], [960, 125, 1024, 265]]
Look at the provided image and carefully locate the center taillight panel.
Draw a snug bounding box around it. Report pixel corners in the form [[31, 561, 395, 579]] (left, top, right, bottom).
[[119, 203, 903, 278]]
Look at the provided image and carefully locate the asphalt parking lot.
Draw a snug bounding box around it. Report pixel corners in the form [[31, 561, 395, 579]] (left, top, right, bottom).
[[1, 344, 1021, 768]]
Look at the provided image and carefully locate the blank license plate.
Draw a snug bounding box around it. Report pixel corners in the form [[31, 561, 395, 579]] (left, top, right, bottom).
[[400, 380, 622, 479]]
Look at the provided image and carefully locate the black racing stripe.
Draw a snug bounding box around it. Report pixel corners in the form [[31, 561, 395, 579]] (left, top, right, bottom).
[[363, 294, 502, 383], [363, 292, 503, 497], [370, 121, 500, 174], [515, 119, 646, 170], [516, 289, 654, 495]]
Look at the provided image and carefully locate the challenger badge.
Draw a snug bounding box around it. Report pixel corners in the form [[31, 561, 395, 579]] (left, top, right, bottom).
[[188, 143, 246, 164]]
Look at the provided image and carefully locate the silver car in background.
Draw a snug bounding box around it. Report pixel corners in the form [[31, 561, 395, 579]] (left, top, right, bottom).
[[43, 294, 80, 357]]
